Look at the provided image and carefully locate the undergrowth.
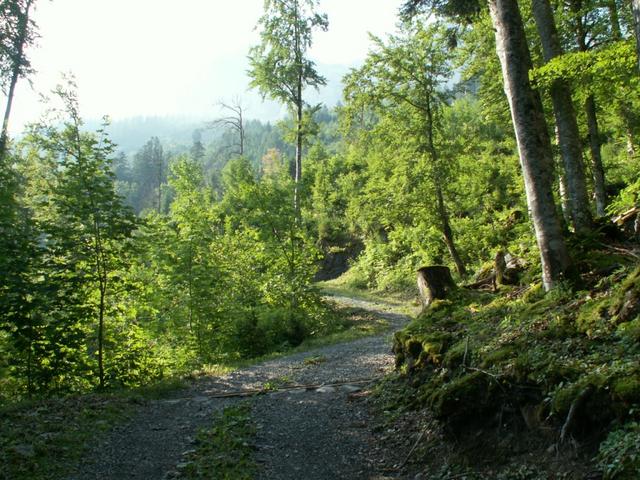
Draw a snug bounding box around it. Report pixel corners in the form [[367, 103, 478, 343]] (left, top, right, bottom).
[[385, 254, 640, 478], [174, 402, 256, 480]]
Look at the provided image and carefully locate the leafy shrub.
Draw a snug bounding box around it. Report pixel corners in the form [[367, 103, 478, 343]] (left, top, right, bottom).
[[596, 422, 640, 479]]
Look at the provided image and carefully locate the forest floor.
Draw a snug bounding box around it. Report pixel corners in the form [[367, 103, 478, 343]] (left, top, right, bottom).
[[63, 295, 418, 480]]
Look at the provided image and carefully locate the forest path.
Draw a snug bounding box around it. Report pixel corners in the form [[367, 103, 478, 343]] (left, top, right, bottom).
[[68, 295, 411, 480]]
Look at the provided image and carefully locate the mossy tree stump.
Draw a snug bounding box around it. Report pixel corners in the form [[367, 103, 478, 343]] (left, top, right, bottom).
[[417, 266, 456, 309]]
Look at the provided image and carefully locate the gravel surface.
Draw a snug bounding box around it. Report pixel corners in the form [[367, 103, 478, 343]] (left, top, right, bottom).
[[68, 296, 411, 480]]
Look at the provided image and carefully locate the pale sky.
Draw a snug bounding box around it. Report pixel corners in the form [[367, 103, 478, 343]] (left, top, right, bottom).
[[7, 0, 404, 132]]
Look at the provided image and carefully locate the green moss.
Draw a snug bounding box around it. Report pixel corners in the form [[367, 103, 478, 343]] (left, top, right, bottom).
[[612, 375, 640, 403], [552, 382, 586, 414], [444, 340, 471, 369], [480, 346, 516, 368], [428, 371, 492, 418], [617, 318, 640, 342]]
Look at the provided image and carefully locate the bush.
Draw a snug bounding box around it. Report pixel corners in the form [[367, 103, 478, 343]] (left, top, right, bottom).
[[597, 422, 640, 479]]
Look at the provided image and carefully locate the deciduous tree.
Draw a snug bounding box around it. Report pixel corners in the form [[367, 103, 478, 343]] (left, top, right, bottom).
[[0, 0, 37, 161], [248, 0, 328, 212]]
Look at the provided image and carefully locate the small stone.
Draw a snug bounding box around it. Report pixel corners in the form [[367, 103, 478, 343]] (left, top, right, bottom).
[[316, 386, 337, 393], [12, 444, 35, 458], [341, 384, 362, 393]]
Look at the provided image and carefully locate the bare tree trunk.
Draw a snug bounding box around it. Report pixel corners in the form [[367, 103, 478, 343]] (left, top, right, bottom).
[[608, 0, 622, 40], [0, 0, 33, 161], [425, 94, 466, 276], [211, 97, 245, 156], [585, 96, 606, 216], [436, 184, 466, 277], [293, 0, 303, 214], [0, 66, 19, 161], [558, 173, 571, 227], [294, 83, 302, 213], [532, 0, 592, 233], [633, 0, 640, 73], [570, 1, 607, 216], [489, 0, 571, 290], [608, 2, 637, 159], [98, 280, 106, 389]]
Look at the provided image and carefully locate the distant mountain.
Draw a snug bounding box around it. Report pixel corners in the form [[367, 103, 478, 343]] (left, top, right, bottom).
[[85, 61, 349, 155], [85, 116, 216, 154]]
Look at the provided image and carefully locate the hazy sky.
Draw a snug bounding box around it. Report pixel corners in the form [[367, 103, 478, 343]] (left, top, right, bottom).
[[7, 0, 405, 131]]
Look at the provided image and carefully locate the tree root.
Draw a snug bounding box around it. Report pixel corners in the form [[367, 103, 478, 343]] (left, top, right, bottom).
[[560, 384, 594, 444]]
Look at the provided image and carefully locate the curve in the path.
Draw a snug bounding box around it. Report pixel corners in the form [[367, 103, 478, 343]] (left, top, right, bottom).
[[67, 296, 410, 480]]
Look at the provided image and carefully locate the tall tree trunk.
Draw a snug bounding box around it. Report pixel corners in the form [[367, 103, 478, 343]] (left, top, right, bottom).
[[98, 280, 106, 389], [585, 98, 606, 216], [436, 184, 466, 277], [532, 0, 592, 233], [633, 0, 640, 72], [608, 2, 637, 159], [425, 94, 466, 276], [293, 0, 302, 214], [489, 0, 571, 290], [0, 0, 33, 162], [294, 86, 302, 213], [570, 0, 607, 215], [556, 126, 571, 227], [608, 0, 622, 40]]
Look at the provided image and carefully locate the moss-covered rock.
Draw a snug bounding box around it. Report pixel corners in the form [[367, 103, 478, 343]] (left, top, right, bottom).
[[393, 331, 454, 371]]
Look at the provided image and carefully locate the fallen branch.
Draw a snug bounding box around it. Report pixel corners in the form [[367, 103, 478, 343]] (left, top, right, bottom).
[[598, 243, 640, 260], [203, 377, 378, 399], [398, 427, 428, 470]]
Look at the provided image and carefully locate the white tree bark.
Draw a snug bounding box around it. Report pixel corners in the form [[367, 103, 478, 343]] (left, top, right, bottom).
[[532, 0, 592, 233], [489, 0, 571, 290]]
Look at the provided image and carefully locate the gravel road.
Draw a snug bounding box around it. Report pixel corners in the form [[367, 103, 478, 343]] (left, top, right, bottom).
[[67, 296, 411, 480]]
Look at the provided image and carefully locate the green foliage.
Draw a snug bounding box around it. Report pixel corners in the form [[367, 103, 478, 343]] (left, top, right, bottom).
[[597, 422, 640, 479], [530, 40, 637, 94], [248, 0, 328, 108]]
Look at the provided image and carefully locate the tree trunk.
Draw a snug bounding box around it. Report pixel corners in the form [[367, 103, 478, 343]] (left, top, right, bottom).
[[532, 0, 592, 233], [607, 5, 637, 160], [294, 89, 302, 213], [608, 0, 622, 40], [425, 94, 466, 277], [633, 0, 640, 73], [585, 96, 606, 216], [436, 184, 466, 277], [98, 281, 106, 389], [569, 0, 607, 215], [495, 250, 507, 285], [417, 266, 456, 308], [558, 173, 571, 227], [0, 0, 33, 162], [489, 0, 572, 291]]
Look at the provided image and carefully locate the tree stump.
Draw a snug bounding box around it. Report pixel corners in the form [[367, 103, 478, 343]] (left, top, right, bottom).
[[417, 266, 456, 309]]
